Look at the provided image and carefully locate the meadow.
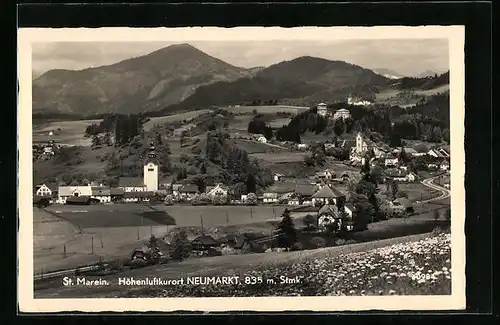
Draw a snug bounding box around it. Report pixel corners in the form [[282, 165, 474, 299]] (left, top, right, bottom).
[[223, 105, 309, 115], [109, 232, 451, 298], [250, 152, 306, 163], [33, 119, 102, 147]]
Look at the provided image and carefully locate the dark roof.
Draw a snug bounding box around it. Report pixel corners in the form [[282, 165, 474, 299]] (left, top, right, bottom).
[[179, 184, 198, 193], [118, 177, 145, 187], [394, 197, 413, 209], [123, 191, 155, 198], [91, 186, 111, 196], [384, 169, 408, 177], [66, 196, 91, 203], [312, 185, 345, 199], [294, 184, 318, 197], [264, 182, 296, 194], [318, 204, 339, 216], [233, 233, 266, 249], [345, 203, 356, 212], [110, 188, 125, 195], [191, 235, 218, 246]]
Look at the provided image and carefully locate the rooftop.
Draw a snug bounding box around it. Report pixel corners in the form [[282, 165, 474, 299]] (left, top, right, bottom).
[[118, 177, 145, 187], [311, 185, 345, 199]]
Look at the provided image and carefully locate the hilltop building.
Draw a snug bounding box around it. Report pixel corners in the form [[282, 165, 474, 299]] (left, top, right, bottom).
[[333, 108, 351, 120], [317, 103, 328, 117], [347, 96, 372, 106]]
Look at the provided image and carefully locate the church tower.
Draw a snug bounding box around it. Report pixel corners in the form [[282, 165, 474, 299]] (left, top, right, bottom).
[[143, 141, 158, 192]]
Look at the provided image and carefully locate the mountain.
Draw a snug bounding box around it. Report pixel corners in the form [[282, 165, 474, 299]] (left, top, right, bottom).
[[164, 56, 391, 112], [32, 43, 251, 116], [415, 70, 441, 78], [372, 68, 407, 80]]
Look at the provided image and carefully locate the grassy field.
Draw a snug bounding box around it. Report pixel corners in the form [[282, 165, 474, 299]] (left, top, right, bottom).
[[223, 105, 309, 115], [250, 152, 306, 163], [32, 111, 212, 146], [378, 182, 440, 202], [35, 204, 292, 273], [33, 119, 102, 147], [142, 110, 211, 131], [376, 85, 450, 102], [233, 139, 291, 154], [267, 117, 292, 128]]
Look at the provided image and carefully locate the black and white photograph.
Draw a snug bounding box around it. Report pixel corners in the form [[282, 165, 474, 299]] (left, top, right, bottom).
[[18, 26, 465, 312]]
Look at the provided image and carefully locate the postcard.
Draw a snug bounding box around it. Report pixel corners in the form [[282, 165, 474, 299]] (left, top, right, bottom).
[[18, 26, 465, 312]]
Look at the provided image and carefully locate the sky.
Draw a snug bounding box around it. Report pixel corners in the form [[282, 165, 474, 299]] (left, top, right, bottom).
[[32, 39, 448, 78]]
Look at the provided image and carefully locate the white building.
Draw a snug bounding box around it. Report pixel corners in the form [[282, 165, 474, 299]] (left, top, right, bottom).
[[347, 96, 371, 106], [333, 108, 351, 120], [257, 135, 267, 143], [206, 184, 229, 197], [57, 185, 92, 204], [355, 132, 376, 154], [35, 184, 53, 197], [144, 162, 158, 192], [317, 103, 328, 117]]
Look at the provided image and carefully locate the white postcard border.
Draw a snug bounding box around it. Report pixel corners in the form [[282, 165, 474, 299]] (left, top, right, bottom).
[[18, 26, 466, 312]]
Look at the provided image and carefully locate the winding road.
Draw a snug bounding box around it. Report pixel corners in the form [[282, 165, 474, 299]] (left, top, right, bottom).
[[420, 173, 451, 203]]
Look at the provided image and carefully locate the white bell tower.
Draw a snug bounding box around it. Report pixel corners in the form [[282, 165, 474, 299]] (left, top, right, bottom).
[[143, 142, 158, 192]]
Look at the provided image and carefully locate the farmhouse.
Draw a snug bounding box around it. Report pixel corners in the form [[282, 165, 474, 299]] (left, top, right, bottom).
[[315, 170, 335, 180], [191, 235, 219, 251], [394, 147, 418, 156], [206, 184, 229, 197], [440, 160, 450, 171], [171, 183, 184, 197], [119, 177, 147, 192], [297, 143, 309, 150], [179, 184, 199, 199], [293, 183, 318, 205], [251, 133, 267, 143], [263, 183, 295, 203], [384, 169, 417, 182], [273, 173, 285, 182], [344, 203, 356, 218], [57, 185, 92, 204], [122, 191, 154, 203], [317, 102, 328, 117], [91, 186, 111, 203], [35, 183, 57, 197], [385, 157, 399, 167], [391, 197, 414, 214], [311, 184, 346, 206], [317, 205, 342, 231]]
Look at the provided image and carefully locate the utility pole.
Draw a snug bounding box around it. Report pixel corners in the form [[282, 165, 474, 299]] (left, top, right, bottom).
[[200, 214, 204, 235], [91, 236, 94, 254], [250, 207, 253, 219], [226, 211, 229, 224]]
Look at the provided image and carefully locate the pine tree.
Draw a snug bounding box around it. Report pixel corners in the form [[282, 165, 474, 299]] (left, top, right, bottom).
[[276, 209, 297, 250]]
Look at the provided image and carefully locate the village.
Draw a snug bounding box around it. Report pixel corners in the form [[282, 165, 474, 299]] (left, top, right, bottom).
[[33, 102, 450, 239]]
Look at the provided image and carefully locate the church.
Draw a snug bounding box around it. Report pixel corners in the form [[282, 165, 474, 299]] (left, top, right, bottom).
[[143, 142, 159, 192]]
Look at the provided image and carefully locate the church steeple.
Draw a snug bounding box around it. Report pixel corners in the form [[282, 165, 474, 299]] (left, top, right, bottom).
[[147, 141, 157, 161]]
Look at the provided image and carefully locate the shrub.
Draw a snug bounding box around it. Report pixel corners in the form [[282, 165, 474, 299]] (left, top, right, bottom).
[[212, 193, 228, 205], [310, 236, 327, 248], [164, 195, 174, 206], [246, 192, 258, 205], [302, 214, 317, 229]]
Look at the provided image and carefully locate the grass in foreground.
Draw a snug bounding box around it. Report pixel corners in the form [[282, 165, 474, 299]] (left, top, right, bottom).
[[120, 232, 451, 297]]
